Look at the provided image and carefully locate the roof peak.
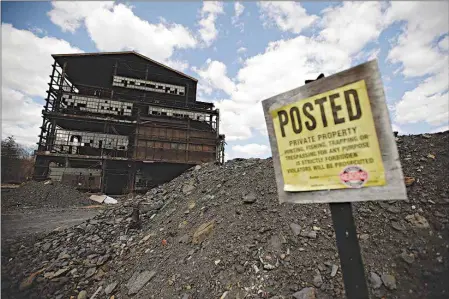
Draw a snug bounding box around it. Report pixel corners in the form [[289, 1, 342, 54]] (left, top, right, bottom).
[[52, 51, 197, 82]]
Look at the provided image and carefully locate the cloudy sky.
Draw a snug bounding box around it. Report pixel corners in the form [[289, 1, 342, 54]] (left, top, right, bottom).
[[1, 1, 448, 159]]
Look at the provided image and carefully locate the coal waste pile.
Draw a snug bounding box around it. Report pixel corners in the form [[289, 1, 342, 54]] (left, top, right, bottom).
[[1, 132, 448, 299], [1, 181, 92, 211]]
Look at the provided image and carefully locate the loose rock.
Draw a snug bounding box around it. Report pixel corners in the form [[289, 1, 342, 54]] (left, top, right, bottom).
[[85, 267, 96, 279], [370, 272, 382, 289], [290, 223, 302, 236], [381, 273, 397, 290], [127, 270, 156, 295], [192, 221, 215, 244], [242, 192, 257, 204], [330, 265, 338, 277], [313, 271, 323, 288], [400, 251, 415, 264], [293, 287, 316, 299], [105, 282, 118, 295], [77, 290, 87, 299], [405, 213, 430, 228]]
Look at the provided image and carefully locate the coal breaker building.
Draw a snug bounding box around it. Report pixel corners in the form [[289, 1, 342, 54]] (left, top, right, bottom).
[[34, 51, 225, 194]]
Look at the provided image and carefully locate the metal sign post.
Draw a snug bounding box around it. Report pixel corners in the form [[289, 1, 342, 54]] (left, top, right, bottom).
[[329, 202, 369, 298], [261, 60, 408, 299]]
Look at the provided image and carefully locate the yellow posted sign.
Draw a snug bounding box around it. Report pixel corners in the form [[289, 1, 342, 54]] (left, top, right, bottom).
[[271, 79, 386, 192]]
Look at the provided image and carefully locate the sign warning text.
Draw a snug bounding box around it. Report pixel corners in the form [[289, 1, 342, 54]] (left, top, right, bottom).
[[271, 79, 386, 192]]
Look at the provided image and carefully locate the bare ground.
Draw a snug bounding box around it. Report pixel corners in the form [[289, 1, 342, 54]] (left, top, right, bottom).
[[1, 207, 101, 242]]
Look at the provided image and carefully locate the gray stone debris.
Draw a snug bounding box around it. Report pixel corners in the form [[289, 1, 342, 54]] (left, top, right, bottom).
[[152, 200, 164, 210], [58, 252, 70, 260], [178, 234, 189, 244], [391, 221, 405, 231], [313, 270, 323, 288], [306, 231, 317, 239], [77, 290, 87, 299], [104, 281, 118, 295], [369, 272, 382, 289], [290, 223, 302, 236], [359, 234, 369, 241], [270, 235, 282, 252], [85, 267, 96, 279], [41, 242, 51, 252], [405, 213, 430, 228], [182, 184, 195, 195], [242, 192, 257, 204], [2, 132, 448, 299], [127, 270, 156, 295], [292, 287, 316, 299], [330, 265, 338, 277], [401, 251, 415, 264], [381, 273, 397, 290], [53, 268, 69, 278]]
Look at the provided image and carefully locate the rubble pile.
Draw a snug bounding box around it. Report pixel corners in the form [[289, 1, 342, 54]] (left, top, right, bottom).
[[1, 132, 448, 299], [1, 181, 92, 211]]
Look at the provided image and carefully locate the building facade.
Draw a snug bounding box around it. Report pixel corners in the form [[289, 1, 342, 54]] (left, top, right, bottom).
[[34, 51, 225, 194]]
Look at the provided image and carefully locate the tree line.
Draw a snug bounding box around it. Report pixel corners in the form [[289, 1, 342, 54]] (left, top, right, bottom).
[[1, 136, 35, 184]]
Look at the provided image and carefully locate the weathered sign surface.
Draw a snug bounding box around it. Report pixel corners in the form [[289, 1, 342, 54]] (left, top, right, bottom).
[[262, 60, 407, 204]]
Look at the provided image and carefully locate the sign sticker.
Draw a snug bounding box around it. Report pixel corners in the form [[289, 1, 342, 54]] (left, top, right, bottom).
[[339, 165, 369, 188], [270, 79, 386, 192]]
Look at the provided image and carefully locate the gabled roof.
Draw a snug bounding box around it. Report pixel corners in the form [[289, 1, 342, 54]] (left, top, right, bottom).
[[51, 51, 198, 82]]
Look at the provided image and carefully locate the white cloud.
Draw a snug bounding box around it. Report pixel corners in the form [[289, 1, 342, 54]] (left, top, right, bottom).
[[259, 1, 318, 34], [439, 35, 449, 51], [386, 2, 449, 77], [1, 87, 43, 147], [192, 60, 236, 95], [391, 123, 407, 135], [387, 2, 449, 127], [318, 2, 388, 55], [48, 2, 114, 33], [198, 1, 224, 46], [395, 68, 449, 126], [237, 47, 247, 54], [367, 48, 381, 60], [234, 2, 244, 19], [1, 24, 83, 146], [229, 143, 271, 159], [215, 102, 253, 142], [431, 125, 449, 133], [165, 60, 189, 72], [1, 23, 83, 98], [48, 2, 197, 63], [195, 2, 391, 141], [232, 2, 245, 31], [29, 26, 48, 36]]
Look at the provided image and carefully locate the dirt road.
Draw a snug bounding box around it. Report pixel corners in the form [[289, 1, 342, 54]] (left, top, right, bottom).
[[1, 207, 101, 243]]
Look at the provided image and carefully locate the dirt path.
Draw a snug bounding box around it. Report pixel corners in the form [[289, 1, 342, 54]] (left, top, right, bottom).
[[1, 207, 101, 242]]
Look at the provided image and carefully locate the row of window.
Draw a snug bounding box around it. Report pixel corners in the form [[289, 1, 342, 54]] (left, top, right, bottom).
[[138, 141, 215, 152], [112, 76, 185, 96], [54, 129, 129, 150], [61, 93, 133, 116], [148, 106, 210, 122]]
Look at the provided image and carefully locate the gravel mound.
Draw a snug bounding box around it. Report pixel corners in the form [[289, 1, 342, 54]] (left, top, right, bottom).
[[1, 181, 92, 210], [1, 131, 448, 299]]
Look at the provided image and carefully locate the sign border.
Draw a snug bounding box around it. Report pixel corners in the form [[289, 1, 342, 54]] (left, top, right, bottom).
[[262, 59, 407, 204]]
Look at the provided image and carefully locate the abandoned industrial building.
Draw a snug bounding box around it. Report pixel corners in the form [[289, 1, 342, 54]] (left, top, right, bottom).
[[33, 51, 225, 194]]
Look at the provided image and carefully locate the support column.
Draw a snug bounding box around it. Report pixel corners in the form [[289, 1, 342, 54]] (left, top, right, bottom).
[[185, 84, 189, 107], [38, 61, 57, 149], [101, 159, 107, 193]]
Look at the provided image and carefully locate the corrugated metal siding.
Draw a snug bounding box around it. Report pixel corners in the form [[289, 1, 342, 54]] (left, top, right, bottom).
[[134, 125, 217, 164]]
